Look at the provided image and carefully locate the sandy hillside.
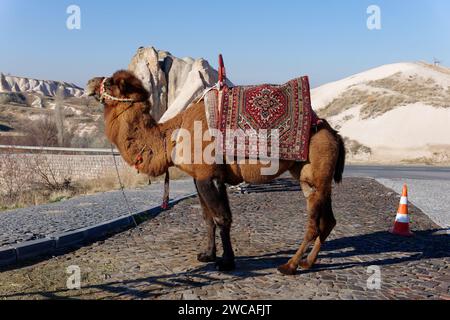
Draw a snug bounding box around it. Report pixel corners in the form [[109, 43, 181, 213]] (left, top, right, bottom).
[[311, 62, 450, 165]]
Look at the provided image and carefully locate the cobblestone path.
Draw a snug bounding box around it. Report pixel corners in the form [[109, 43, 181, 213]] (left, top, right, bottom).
[[0, 178, 448, 300]]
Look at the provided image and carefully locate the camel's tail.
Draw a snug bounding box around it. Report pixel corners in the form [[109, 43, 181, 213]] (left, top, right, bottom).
[[334, 133, 346, 184], [318, 119, 346, 184]]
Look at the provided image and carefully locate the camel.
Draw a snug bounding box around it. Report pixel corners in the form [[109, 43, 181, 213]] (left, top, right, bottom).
[[86, 70, 346, 275]]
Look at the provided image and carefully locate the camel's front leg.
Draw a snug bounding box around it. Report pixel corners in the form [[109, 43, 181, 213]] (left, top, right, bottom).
[[197, 214, 217, 263], [194, 179, 217, 262], [195, 179, 235, 271]]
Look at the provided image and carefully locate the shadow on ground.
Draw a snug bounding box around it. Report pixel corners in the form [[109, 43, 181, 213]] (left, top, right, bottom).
[[243, 229, 449, 273], [1, 229, 447, 299]]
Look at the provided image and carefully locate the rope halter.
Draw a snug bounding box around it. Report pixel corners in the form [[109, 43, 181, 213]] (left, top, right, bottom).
[[99, 77, 137, 104]]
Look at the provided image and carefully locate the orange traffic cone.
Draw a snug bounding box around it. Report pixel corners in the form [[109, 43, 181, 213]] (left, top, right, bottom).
[[390, 184, 414, 237]]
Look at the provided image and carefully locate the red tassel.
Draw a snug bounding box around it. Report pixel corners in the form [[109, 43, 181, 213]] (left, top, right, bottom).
[[161, 200, 169, 210], [161, 170, 170, 210]]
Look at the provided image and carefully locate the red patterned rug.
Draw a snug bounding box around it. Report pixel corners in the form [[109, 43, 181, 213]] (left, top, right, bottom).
[[204, 76, 316, 161]]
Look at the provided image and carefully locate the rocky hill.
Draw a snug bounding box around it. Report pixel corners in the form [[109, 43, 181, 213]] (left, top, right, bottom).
[[0, 73, 102, 147], [0, 73, 84, 98], [312, 62, 450, 165]]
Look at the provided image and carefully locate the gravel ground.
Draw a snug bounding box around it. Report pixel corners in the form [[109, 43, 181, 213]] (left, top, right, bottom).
[[0, 179, 196, 248], [0, 178, 448, 300], [377, 178, 450, 229]]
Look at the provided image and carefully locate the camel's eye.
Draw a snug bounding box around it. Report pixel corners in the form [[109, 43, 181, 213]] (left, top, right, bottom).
[[118, 79, 128, 93], [105, 78, 113, 88]]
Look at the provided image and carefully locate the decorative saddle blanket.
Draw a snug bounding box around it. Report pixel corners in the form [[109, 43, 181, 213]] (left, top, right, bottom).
[[204, 76, 317, 161]]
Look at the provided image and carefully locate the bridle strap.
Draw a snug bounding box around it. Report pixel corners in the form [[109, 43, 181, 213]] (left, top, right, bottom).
[[99, 77, 137, 103]]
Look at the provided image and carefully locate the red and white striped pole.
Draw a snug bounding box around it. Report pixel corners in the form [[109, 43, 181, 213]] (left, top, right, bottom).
[[218, 54, 226, 89]]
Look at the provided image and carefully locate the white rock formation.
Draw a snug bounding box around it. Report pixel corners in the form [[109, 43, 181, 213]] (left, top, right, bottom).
[[128, 47, 232, 122], [0, 73, 10, 91], [31, 95, 43, 108], [0, 72, 84, 97]]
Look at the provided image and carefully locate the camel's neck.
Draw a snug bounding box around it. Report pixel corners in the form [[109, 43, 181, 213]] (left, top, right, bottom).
[[104, 103, 181, 177]]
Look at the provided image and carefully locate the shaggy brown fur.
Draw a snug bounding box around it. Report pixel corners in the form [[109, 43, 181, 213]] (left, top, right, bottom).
[[87, 70, 346, 274]]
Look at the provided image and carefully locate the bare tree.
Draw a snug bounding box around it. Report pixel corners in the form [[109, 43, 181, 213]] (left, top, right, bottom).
[[22, 118, 59, 147], [0, 151, 74, 208], [27, 154, 73, 192], [0, 152, 35, 205], [54, 85, 66, 146]]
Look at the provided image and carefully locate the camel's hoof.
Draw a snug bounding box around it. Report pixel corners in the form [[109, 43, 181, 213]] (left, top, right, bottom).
[[197, 252, 216, 263], [277, 263, 297, 275], [215, 258, 235, 272], [298, 259, 313, 270]]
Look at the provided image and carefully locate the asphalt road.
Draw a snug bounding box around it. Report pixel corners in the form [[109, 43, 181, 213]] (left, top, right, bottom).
[[345, 165, 450, 180], [345, 165, 450, 229]]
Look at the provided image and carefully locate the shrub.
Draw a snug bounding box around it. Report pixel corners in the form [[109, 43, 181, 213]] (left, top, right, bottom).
[[0, 92, 27, 105]]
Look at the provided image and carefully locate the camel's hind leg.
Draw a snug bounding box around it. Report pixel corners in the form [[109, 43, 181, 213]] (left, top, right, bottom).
[[299, 196, 336, 270], [278, 126, 339, 275], [278, 181, 333, 275]]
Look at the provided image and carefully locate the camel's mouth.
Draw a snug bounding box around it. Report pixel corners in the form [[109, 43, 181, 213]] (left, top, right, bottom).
[[85, 77, 103, 98], [85, 81, 97, 97]]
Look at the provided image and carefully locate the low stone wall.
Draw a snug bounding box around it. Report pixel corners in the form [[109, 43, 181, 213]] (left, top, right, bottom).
[[21, 153, 131, 181], [0, 147, 135, 187]]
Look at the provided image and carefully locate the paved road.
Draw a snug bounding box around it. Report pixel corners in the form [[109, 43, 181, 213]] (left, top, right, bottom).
[[345, 165, 450, 180], [345, 165, 450, 229], [0, 179, 196, 249], [0, 178, 447, 300]]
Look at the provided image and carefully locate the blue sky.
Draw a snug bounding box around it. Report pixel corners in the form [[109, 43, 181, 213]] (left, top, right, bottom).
[[0, 0, 449, 88]]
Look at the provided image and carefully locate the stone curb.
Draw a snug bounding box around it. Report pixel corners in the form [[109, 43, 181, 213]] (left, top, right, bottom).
[[0, 192, 197, 269]]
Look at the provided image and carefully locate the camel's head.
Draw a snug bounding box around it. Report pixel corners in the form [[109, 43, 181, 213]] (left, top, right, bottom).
[[86, 70, 149, 106]]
